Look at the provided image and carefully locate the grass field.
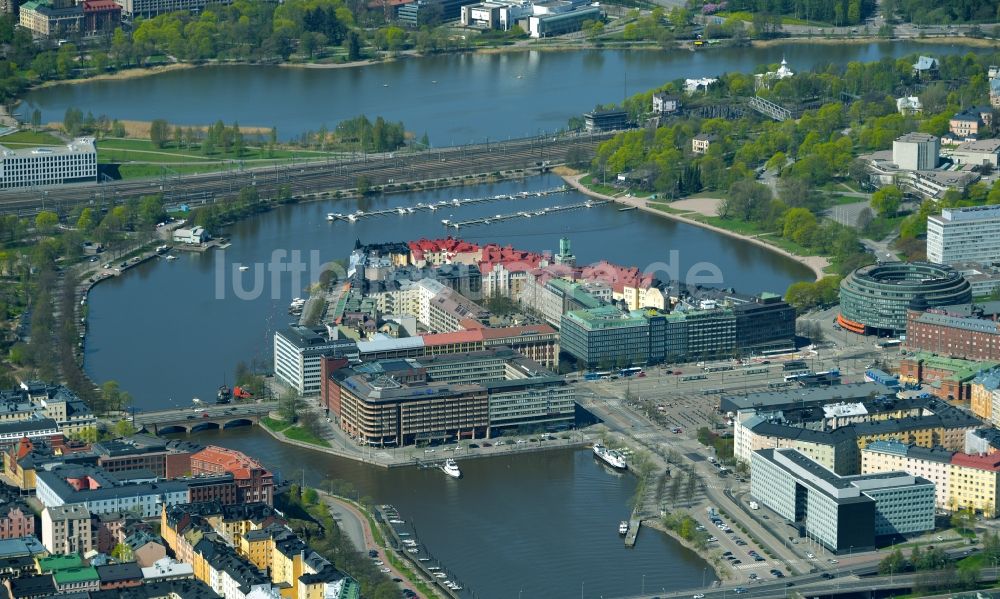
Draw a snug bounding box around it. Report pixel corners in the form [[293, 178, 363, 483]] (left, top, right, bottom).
[[0, 130, 65, 145], [98, 137, 342, 163], [283, 425, 331, 447]]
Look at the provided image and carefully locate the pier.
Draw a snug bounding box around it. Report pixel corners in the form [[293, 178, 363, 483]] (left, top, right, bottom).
[[445, 199, 608, 229], [376, 505, 470, 598], [624, 516, 641, 547], [326, 186, 570, 223]]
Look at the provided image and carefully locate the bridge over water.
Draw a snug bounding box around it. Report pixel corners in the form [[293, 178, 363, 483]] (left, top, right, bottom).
[[131, 402, 276, 435]]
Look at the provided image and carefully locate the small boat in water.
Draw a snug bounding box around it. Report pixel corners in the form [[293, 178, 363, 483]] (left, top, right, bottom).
[[593, 442, 627, 470], [618, 205, 638, 211], [619, 520, 629, 535], [442, 458, 461, 478], [238, 265, 249, 272], [165, 255, 177, 261]]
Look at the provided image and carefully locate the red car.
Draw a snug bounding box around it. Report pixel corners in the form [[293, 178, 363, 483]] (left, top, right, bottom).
[[202, 412, 210, 418]]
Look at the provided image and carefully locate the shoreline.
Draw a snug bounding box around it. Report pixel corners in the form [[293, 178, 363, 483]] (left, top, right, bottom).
[[21, 35, 996, 94], [562, 173, 830, 281]]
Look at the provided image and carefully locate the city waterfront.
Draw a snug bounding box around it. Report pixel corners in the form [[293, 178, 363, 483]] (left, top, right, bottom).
[[83, 174, 812, 409], [23, 42, 980, 141], [186, 426, 717, 598]]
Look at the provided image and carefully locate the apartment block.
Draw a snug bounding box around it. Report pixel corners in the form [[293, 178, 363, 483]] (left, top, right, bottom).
[[40, 504, 93, 555]]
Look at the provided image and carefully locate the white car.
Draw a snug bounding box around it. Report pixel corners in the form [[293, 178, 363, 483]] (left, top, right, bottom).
[[380, 567, 391, 573], [694, 595, 706, 599], [806, 553, 815, 559]]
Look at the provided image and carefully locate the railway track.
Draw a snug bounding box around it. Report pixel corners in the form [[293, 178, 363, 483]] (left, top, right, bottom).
[[0, 132, 615, 216]]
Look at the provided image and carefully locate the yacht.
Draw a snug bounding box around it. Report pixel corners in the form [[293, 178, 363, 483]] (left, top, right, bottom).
[[165, 255, 177, 261], [442, 458, 461, 478], [619, 520, 629, 535], [397, 207, 407, 215], [593, 442, 627, 470], [238, 265, 249, 272]]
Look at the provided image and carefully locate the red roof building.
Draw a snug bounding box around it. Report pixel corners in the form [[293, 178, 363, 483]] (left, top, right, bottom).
[[190, 446, 273, 506]]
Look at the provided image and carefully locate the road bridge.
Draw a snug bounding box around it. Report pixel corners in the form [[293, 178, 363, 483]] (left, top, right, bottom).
[[0, 132, 616, 216], [131, 402, 276, 435]]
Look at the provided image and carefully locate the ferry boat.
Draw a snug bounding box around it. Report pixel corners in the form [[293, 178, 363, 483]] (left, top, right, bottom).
[[442, 458, 461, 478], [593, 442, 627, 470], [619, 520, 629, 535]]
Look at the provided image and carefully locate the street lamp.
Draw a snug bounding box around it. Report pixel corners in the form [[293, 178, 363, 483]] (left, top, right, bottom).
[[642, 575, 645, 595]]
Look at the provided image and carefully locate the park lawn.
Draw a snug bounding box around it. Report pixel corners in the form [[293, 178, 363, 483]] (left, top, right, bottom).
[[0, 130, 65, 145], [283, 425, 332, 447], [647, 202, 686, 215], [100, 137, 343, 162], [579, 173, 620, 197], [714, 10, 833, 27], [825, 193, 868, 206], [261, 416, 292, 432]]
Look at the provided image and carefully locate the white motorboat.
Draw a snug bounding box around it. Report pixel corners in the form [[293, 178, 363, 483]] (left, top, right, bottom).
[[619, 520, 629, 535], [238, 265, 249, 272], [593, 443, 627, 470], [397, 207, 407, 214], [442, 458, 461, 478], [165, 255, 177, 261], [326, 213, 336, 221]]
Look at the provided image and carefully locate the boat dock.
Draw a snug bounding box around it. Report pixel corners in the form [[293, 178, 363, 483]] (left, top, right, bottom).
[[624, 516, 641, 547], [327, 187, 569, 223], [376, 505, 470, 598], [445, 200, 608, 229]]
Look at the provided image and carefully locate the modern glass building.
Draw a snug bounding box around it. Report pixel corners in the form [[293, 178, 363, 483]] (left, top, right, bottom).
[[838, 262, 971, 336]]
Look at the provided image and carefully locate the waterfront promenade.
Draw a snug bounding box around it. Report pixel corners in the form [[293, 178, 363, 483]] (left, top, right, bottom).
[[562, 173, 830, 281]]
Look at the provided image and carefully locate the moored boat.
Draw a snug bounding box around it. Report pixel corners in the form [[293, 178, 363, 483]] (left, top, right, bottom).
[[593, 442, 627, 470], [619, 520, 629, 535], [442, 458, 461, 478]]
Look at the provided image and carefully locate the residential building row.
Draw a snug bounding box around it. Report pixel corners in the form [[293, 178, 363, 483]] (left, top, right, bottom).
[[0, 380, 97, 439], [732, 385, 982, 476], [861, 440, 1000, 516], [162, 501, 359, 599], [321, 347, 576, 446]]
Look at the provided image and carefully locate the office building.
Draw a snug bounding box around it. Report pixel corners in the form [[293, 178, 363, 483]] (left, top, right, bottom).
[[93, 435, 194, 479], [40, 504, 93, 555], [273, 325, 359, 395], [0, 138, 96, 189], [906, 300, 1000, 362], [927, 205, 1000, 265], [113, 0, 230, 18], [751, 448, 935, 553], [837, 262, 971, 336], [528, 4, 601, 37], [583, 109, 628, 132], [324, 348, 575, 446], [951, 139, 1000, 168]]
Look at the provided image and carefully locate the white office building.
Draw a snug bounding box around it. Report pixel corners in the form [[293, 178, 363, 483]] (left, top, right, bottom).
[[114, 0, 230, 18], [893, 132, 939, 171], [0, 137, 96, 189], [751, 448, 935, 553], [927, 204, 1000, 265], [273, 325, 358, 395]]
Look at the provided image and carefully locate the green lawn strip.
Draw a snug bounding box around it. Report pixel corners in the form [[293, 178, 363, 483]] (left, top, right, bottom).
[[283, 425, 332, 447], [647, 202, 687, 215], [0, 130, 65, 145], [578, 173, 620, 197], [260, 416, 292, 432], [116, 163, 249, 179], [100, 137, 343, 162]]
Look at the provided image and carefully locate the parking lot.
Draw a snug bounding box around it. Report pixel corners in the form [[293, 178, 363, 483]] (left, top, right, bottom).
[[694, 508, 789, 584]]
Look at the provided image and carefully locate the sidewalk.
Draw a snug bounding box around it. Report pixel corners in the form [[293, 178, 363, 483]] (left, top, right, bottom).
[[321, 493, 432, 599]]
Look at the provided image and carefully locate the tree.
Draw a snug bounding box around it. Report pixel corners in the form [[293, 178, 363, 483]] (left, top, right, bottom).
[[149, 119, 170, 149], [30, 108, 41, 129], [871, 185, 902, 217], [879, 547, 905, 575], [302, 487, 319, 505], [356, 175, 372, 196], [684, 470, 697, 506], [278, 389, 303, 423], [345, 31, 362, 61], [34, 211, 58, 235], [111, 119, 126, 138], [951, 507, 975, 536], [113, 418, 137, 438], [669, 474, 682, 505]]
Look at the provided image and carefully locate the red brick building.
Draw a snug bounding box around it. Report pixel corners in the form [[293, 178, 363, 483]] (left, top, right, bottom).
[[0, 503, 34, 540], [190, 446, 273, 506], [898, 351, 999, 403], [906, 304, 1000, 362], [82, 0, 120, 33]]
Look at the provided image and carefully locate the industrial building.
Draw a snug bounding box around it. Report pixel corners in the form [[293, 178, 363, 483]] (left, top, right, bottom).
[[928, 205, 1000, 265], [837, 262, 972, 336], [751, 448, 935, 553], [0, 138, 96, 189]]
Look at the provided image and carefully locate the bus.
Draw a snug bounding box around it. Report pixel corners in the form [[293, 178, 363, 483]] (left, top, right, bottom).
[[584, 371, 612, 381], [784, 371, 815, 382], [704, 365, 734, 373], [619, 367, 644, 377], [878, 339, 903, 349], [783, 360, 808, 372]]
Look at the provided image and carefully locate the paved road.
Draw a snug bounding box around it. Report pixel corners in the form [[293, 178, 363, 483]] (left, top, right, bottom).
[[130, 401, 276, 426], [0, 132, 612, 216]]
